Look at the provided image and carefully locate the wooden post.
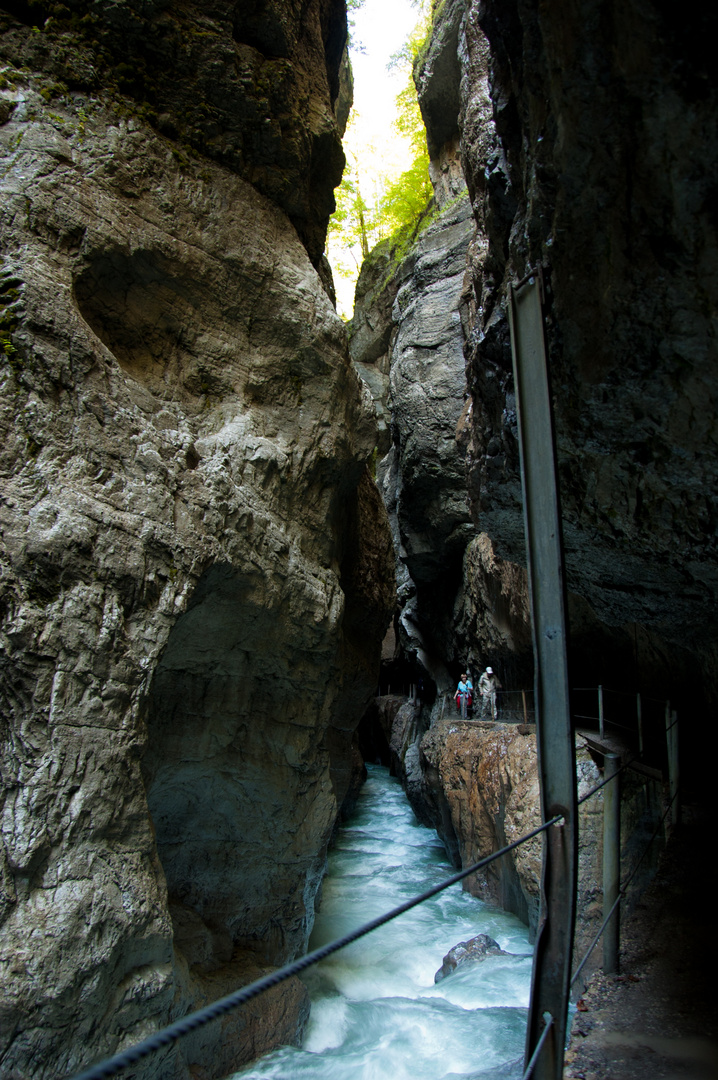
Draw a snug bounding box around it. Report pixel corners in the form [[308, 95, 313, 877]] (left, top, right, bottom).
[[522, 689, 528, 725], [598, 684, 605, 740], [602, 753, 621, 975]]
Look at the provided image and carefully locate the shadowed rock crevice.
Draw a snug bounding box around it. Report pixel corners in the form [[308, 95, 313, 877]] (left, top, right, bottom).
[[142, 562, 337, 968], [74, 249, 233, 399]]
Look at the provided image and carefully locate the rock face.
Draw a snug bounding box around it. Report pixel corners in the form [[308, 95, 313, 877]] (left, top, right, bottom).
[[351, 164, 476, 694], [459, 0, 718, 725], [358, 0, 717, 801], [0, 3, 395, 1078], [351, 0, 527, 700], [0, 0, 349, 265]]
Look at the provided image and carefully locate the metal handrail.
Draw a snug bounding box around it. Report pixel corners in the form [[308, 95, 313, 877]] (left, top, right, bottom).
[[570, 788, 677, 989], [66, 812, 564, 1080]]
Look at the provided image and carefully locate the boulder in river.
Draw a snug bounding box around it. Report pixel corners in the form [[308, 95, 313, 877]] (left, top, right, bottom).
[[434, 932, 508, 982]]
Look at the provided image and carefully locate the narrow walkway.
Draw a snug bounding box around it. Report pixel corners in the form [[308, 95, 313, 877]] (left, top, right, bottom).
[[564, 807, 717, 1079]]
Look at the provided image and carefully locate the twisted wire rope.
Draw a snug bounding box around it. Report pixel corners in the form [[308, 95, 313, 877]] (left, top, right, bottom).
[[67, 706, 671, 1080], [67, 813, 564, 1080]]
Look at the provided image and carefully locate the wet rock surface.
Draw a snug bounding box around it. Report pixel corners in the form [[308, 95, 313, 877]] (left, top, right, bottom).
[[434, 932, 508, 983], [0, 4, 395, 1076]]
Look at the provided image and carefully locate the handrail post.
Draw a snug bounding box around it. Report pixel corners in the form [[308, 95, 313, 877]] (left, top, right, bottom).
[[598, 684, 604, 740], [522, 689, 528, 725], [602, 753, 620, 975], [667, 707, 680, 827], [509, 270, 577, 1080]]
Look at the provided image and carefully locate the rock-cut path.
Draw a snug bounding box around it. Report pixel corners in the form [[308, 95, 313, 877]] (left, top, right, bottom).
[[564, 809, 717, 1080]]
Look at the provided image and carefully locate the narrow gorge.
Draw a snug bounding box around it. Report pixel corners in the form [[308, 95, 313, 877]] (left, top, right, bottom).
[[0, 1, 715, 1079]]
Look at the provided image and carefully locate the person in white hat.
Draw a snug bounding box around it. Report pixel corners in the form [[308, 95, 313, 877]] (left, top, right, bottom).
[[478, 666, 502, 721]]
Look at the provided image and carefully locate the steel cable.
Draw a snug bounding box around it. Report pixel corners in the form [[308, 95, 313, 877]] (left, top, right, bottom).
[[66, 813, 564, 1080], [570, 788, 678, 989], [522, 1013, 554, 1080], [577, 756, 635, 806]]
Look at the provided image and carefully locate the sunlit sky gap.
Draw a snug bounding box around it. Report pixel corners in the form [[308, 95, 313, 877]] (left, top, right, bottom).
[[327, 0, 419, 317]]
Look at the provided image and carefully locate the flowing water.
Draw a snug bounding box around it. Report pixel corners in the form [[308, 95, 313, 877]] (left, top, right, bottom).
[[233, 765, 533, 1080]]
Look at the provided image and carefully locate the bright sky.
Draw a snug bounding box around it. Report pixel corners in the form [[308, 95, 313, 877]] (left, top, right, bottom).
[[348, 0, 418, 159], [327, 0, 420, 317]]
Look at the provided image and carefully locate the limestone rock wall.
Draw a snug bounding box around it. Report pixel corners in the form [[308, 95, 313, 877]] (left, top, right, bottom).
[[460, 0, 718, 722], [351, 0, 526, 700], [360, 0, 717, 777], [351, 170, 476, 696], [0, 3, 395, 1077], [0, 0, 348, 265]]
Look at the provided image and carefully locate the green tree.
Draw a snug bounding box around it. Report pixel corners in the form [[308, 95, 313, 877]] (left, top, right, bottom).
[[327, 140, 386, 279], [378, 3, 432, 228], [326, 2, 434, 313]]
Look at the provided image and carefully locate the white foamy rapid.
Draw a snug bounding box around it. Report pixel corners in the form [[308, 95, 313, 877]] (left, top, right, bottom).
[[232, 765, 533, 1079]]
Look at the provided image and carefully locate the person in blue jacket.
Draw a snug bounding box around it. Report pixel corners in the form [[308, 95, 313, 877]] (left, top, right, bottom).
[[455, 673, 473, 719]]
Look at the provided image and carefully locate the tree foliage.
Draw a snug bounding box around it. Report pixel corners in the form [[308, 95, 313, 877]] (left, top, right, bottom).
[[326, 4, 433, 307]]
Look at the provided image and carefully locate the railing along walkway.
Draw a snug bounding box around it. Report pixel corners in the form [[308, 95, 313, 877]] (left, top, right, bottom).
[[422, 683, 676, 785], [66, 749, 675, 1080]]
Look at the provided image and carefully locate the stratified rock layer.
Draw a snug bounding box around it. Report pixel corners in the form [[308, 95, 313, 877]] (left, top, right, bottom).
[[0, 0, 349, 264], [351, 168, 476, 692], [0, 5, 395, 1077], [461, 0, 718, 720]]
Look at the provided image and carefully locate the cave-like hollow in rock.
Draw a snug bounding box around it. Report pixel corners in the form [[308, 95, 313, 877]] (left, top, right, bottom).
[[0, 1, 715, 1078]]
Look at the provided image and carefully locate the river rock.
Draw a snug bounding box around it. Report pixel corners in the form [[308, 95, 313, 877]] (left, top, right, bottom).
[[0, 5, 395, 1077], [434, 932, 508, 982]]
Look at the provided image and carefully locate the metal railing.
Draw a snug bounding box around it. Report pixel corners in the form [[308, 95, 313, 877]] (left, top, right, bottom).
[[65, 736, 676, 1080], [436, 687, 536, 723], [412, 684, 676, 782], [66, 813, 565, 1080]]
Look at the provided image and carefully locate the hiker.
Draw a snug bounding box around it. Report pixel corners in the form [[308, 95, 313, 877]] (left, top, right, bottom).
[[455, 673, 473, 719], [479, 666, 502, 721]]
